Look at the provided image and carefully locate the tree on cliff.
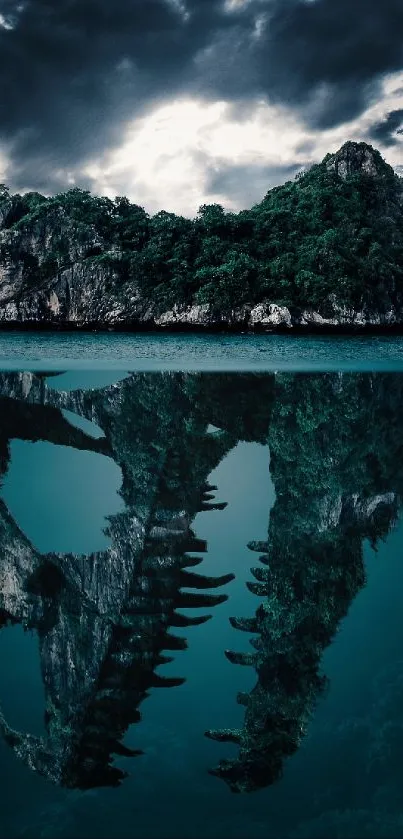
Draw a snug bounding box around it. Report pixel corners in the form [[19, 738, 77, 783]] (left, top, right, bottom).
[[1, 141, 402, 320]]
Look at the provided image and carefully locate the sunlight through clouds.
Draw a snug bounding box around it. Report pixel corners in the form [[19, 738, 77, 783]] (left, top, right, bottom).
[[83, 97, 309, 215], [0, 13, 13, 30], [0, 146, 8, 184], [82, 79, 403, 217], [0, 0, 402, 199]]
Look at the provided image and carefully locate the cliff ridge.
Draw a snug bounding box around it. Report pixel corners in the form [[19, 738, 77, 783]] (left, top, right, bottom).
[[1, 141, 403, 331]]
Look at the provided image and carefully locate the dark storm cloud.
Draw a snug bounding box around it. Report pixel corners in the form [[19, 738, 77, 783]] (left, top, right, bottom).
[[198, 0, 403, 128], [0, 0, 236, 190], [367, 109, 403, 147], [206, 160, 303, 208], [0, 0, 402, 193]]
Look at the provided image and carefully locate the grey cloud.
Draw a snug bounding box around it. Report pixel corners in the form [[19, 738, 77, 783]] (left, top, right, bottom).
[[201, 0, 403, 128], [0, 0, 403, 194], [0, 0, 234, 190], [367, 109, 403, 147]]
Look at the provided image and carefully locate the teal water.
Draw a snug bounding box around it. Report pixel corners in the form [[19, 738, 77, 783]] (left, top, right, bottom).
[[1, 368, 403, 837], [0, 331, 403, 370], [0, 441, 123, 554]]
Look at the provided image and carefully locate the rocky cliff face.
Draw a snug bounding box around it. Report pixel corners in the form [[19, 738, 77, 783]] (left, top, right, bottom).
[[0, 141, 402, 330], [324, 141, 394, 181], [152, 299, 403, 331]]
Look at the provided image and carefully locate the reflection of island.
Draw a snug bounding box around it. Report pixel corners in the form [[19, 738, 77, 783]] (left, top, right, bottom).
[[207, 373, 403, 792], [2, 372, 403, 796], [0, 371, 273, 788]]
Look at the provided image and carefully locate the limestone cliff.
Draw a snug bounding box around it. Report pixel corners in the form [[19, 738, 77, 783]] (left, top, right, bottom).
[[0, 142, 402, 330]]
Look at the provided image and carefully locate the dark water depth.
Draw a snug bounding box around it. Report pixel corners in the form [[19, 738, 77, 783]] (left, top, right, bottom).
[[1, 370, 403, 837]]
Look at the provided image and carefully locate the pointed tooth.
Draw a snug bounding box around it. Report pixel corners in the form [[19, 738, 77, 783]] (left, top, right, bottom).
[[205, 728, 241, 744], [170, 612, 212, 627], [251, 567, 268, 582], [179, 570, 234, 589], [143, 554, 201, 570], [247, 541, 269, 553], [229, 616, 258, 632], [247, 581, 267, 596], [225, 650, 258, 666], [175, 592, 228, 608], [163, 633, 188, 650], [145, 554, 202, 570], [198, 502, 228, 512], [249, 636, 264, 651], [155, 654, 174, 665], [182, 556, 203, 568], [111, 740, 143, 757], [183, 538, 208, 553], [149, 674, 185, 688]]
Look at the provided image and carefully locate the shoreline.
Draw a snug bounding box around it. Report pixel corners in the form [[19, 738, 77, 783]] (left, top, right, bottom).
[[0, 321, 403, 336]]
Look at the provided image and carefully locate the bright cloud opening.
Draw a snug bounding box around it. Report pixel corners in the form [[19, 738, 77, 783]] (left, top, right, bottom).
[[82, 79, 402, 218], [83, 97, 309, 216]]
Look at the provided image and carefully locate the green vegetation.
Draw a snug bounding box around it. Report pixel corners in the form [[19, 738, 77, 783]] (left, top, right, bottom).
[[1, 141, 402, 315]]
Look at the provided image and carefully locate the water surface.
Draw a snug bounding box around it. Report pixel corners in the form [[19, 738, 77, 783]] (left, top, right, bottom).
[[0, 331, 403, 370]]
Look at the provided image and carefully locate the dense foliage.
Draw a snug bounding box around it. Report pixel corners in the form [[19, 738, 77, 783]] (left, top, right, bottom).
[[1, 142, 402, 315]]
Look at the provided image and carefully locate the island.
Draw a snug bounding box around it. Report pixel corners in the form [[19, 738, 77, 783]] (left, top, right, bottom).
[[0, 140, 402, 331]]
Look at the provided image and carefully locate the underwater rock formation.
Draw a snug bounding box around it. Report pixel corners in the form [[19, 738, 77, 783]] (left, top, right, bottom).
[[206, 373, 403, 792], [0, 371, 273, 788], [2, 370, 403, 794]]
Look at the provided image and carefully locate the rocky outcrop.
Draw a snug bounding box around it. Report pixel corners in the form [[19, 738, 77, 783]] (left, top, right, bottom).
[[0, 141, 403, 331], [154, 300, 403, 331], [0, 282, 402, 330], [248, 302, 292, 329], [325, 141, 389, 180], [206, 373, 403, 793]]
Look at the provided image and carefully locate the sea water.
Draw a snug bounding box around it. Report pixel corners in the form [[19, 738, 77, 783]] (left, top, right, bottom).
[[0, 331, 402, 370], [0, 336, 403, 838]]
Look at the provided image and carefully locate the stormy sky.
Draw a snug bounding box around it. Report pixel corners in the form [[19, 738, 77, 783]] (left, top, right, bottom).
[[0, 0, 402, 215]]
